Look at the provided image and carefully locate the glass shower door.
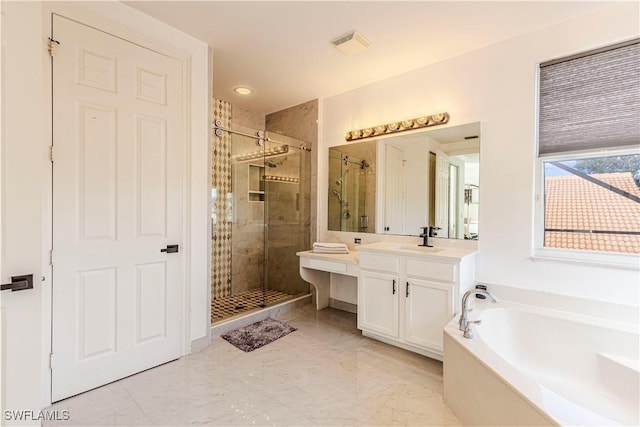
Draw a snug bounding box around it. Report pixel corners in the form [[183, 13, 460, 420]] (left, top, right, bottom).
[[211, 126, 267, 322], [211, 126, 311, 323], [264, 132, 311, 300]]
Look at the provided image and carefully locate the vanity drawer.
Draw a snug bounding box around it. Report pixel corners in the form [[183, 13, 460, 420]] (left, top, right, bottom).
[[307, 258, 347, 274], [359, 253, 398, 273], [406, 258, 456, 282]]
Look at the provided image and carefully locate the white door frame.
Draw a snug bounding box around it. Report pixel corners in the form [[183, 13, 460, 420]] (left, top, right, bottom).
[[40, 2, 210, 407]]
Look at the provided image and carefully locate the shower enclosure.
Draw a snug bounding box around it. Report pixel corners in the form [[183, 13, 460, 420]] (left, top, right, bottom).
[[211, 120, 311, 323], [328, 148, 373, 232]]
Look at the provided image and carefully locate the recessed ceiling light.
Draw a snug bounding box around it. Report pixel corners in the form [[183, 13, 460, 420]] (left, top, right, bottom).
[[234, 86, 252, 95]]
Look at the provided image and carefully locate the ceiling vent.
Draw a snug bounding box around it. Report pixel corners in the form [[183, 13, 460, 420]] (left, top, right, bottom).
[[331, 31, 371, 55]]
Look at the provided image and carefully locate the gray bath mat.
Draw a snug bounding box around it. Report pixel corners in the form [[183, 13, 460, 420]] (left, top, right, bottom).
[[221, 318, 297, 352]]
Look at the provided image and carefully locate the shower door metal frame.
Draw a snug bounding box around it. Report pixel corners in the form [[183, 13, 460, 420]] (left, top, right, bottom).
[[211, 122, 312, 323]]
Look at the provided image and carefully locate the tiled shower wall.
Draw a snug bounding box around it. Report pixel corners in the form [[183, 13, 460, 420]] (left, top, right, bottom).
[[265, 100, 318, 295], [211, 99, 233, 300], [266, 99, 318, 244]]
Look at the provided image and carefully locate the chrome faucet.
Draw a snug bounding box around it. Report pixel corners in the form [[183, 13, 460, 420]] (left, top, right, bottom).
[[458, 289, 498, 339]]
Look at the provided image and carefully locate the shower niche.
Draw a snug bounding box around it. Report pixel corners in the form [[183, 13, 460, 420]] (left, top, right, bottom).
[[248, 164, 265, 202]]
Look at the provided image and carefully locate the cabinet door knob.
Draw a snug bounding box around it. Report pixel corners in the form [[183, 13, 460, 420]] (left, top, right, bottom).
[[406, 282, 410, 297], [392, 279, 396, 294]]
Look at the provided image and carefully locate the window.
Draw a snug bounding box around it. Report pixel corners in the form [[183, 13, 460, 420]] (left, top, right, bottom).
[[542, 153, 640, 254], [537, 39, 640, 260]]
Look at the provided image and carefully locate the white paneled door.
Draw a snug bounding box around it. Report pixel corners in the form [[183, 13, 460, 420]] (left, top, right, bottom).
[[51, 15, 184, 401], [434, 150, 450, 238], [384, 144, 405, 234]]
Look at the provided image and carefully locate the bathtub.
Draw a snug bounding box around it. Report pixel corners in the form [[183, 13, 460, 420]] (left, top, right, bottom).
[[443, 301, 639, 426]]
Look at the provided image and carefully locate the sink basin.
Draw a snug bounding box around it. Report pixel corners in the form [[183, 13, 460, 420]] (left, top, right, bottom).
[[398, 244, 443, 253], [357, 242, 446, 255]]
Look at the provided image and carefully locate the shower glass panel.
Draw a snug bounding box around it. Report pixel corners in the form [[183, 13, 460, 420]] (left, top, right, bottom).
[[328, 151, 343, 232], [211, 125, 310, 323], [328, 148, 370, 232], [231, 127, 266, 305], [264, 132, 311, 298]]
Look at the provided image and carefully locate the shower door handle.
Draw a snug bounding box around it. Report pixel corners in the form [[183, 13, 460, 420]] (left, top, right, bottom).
[[160, 244, 179, 253]]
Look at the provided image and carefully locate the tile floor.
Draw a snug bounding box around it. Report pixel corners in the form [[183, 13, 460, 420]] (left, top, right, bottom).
[[47, 305, 461, 426], [211, 288, 295, 323]]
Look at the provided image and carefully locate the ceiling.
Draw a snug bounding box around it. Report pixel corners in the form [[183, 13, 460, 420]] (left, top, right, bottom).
[[124, 1, 614, 116]]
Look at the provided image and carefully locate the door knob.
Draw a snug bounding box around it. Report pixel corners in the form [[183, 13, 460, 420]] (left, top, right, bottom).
[[160, 244, 179, 253], [1, 274, 34, 292]]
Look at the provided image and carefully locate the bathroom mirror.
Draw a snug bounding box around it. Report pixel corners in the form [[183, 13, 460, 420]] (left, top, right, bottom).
[[328, 122, 480, 239]]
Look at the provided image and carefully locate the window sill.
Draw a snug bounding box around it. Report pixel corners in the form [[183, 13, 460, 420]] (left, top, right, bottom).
[[531, 248, 640, 270]]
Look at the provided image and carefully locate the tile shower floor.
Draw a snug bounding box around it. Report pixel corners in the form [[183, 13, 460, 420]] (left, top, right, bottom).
[[211, 288, 294, 323], [46, 305, 461, 426]]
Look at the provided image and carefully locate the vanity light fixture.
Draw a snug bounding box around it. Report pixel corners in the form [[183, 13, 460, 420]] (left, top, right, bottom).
[[233, 86, 253, 95], [233, 145, 289, 162], [262, 175, 299, 183], [345, 113, 450, 141]]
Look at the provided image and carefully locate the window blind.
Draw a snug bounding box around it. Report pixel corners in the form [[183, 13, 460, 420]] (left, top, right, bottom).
[[538, 39, 640, 155]]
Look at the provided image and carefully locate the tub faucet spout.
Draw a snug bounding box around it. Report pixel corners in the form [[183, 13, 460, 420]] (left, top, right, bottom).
[[459, 289, 498, 333]]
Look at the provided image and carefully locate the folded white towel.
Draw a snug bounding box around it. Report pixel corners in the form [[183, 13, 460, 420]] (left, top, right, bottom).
[[313, 248, 349, 254], [312, 242, 349, 254], [313, 242, 348, 249], [313, 247, 348, 251]]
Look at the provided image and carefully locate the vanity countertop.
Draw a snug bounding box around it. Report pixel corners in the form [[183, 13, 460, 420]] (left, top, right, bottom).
[[296, 250, 359, 264], [298, 242, 476, 263], [356, 241, 477, 261]]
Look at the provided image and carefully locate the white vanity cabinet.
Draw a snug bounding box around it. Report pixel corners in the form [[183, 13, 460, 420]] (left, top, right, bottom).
[[357, 243, 475, 360], [358, 269, 399, 338], [357, 250, 400, 337], [403, 277, 454, 352]]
